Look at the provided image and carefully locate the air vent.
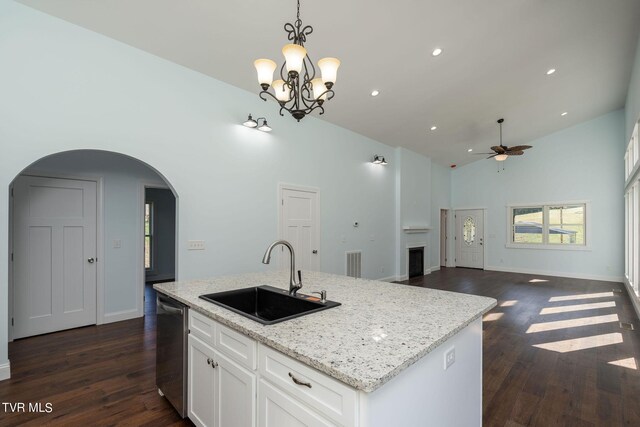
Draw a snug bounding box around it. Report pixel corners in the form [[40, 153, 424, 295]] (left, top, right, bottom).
[[346, 251, 362, 279], [612, 289, 623, 294]]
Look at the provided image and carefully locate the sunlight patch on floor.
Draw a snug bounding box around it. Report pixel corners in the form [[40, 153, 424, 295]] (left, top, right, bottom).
[[540, 301, 616, 315], [549, 292, 615, 302], [484, 312, 504, 321], [529, 279, 549, 283], [608, 357, 637, 370], [500, 300, 518, 307], [526, 314, 619, 333], [533, 333, 623, 353]]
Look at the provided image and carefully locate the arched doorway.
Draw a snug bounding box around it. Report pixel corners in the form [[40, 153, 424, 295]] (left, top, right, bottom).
[[8, 150, 178, 340]]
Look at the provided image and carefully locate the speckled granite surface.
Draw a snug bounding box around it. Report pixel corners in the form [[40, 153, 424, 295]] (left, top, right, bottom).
[[154, 270, 496, 392]]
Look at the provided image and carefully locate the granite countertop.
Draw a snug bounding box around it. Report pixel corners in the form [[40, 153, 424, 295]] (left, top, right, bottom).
[[154, 270, 496, 393]]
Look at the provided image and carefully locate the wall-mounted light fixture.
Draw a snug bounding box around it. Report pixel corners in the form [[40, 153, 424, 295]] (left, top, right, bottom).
[[372, 155, 388, 165], [243, 114, 272, 132]]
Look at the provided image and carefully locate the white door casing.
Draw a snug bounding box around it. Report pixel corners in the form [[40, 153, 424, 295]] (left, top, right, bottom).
[[12, 176, 97, 339], [455, 209, 485, 269], [278, 185, 320, 272]]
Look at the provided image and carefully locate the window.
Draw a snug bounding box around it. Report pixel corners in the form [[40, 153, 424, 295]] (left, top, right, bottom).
[[508, 202, 587, 249], [625, 119, 640, 296], [144, 202, 153, 270]]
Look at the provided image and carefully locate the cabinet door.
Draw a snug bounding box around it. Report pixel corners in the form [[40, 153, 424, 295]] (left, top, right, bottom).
[[258, 379, 335, 427], [214, 350, 257, 427], [189, 335, 216, 427]]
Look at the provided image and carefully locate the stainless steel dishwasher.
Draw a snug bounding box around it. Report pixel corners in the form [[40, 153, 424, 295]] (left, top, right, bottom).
[[156, 294, 188, 418]]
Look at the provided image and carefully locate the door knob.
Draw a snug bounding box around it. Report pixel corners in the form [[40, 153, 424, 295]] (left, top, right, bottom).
[[312, 250, 318, 254], [87, 258, 95, 264]]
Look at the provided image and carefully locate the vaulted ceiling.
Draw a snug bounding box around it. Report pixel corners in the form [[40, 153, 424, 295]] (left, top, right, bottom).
[[18, 0, 640, 165]]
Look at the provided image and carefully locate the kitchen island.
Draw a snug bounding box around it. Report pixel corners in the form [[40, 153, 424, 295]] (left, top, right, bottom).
[[155, 270, 496, 427]]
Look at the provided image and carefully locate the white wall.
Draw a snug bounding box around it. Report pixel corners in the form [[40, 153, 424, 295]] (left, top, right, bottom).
[[452, 110, 625, 281], [21, 150, 167, 319], [0, 1, 437, 370]]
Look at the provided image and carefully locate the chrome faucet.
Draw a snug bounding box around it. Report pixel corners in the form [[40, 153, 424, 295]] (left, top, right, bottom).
[[262, 240, 302, 295]]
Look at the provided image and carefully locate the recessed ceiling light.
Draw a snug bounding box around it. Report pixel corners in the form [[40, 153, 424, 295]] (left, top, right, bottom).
[[430, 126, 437, 131], [546, 68, 556, 75], [432, 48, 443, 57], [468, 148, 473, 152], [561, 111, 568, 116], [371, 90, 380, 97]]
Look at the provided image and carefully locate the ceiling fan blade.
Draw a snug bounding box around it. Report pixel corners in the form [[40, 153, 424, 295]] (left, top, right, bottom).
[[486, 154, 498, 159], [506, 145, 532, 151], [490, 145, 505, 154], [474, 153, 496, 155], [507, 151, 524, 156]]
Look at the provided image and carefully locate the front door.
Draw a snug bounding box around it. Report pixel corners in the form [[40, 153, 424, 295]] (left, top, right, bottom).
[[279, 186, 320, 271], [12, 175, 98, 339], [455, 209, 484, 269]]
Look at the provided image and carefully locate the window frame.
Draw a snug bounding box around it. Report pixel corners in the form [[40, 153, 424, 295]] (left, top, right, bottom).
[[144, 201, 155, 272], [506, 201, 591, 251]]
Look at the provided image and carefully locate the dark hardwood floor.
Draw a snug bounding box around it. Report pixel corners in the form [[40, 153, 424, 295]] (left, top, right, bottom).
[[1, 270, 638, 426], [0, 284, 192, 427], [400, 268, 640, 427]]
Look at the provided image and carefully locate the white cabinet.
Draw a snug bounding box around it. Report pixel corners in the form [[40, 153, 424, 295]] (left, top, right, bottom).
[[258, 379, 335, 427], [188, 333, 256, 427], [189, 334, 216, 427], [214, 350, 256, 427]]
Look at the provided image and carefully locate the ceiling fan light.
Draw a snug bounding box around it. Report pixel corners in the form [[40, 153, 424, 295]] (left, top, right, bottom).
[[495, 154, 508, 162], [282, 44, 307, 75], [318, 57, 340, 87], [254, 59, 277, 89], [272, 80, 291, 102]]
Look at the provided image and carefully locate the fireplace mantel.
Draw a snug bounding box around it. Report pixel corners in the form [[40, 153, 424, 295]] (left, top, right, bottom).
[[402, 226, 431, 234]]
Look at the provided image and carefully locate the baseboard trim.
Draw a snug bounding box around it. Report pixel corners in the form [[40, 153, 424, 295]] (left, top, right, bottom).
[[103, 308, 141, 324], [485, 265, 624, 283], [623, 278, 640, 322], [0, 361, 10, 381], [377, 275, 398, 283]]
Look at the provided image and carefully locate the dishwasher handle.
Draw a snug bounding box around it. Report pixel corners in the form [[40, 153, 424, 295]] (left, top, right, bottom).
[[157, 295, 185, 315]]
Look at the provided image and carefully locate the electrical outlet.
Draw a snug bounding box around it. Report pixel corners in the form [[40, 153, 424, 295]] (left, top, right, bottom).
[[188, 240, 206, 250], [113, 239, 121, 249], [444, 347, 455, 370]]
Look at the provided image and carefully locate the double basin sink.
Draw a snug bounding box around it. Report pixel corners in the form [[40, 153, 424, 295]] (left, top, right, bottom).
[[200, 285, 341, 325]]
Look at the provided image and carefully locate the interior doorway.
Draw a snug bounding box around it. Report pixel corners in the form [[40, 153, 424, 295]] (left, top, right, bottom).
[[278, 184, 320, 272], [440, 209, 448, 267], [9, 150, 178, 340]]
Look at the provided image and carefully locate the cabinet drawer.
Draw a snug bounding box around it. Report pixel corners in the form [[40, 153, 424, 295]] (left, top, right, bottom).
[[215, 322, 257, 370], [189, 310, 216, 345], [258, 379, 335, 427], [258, 345, 357, 426]]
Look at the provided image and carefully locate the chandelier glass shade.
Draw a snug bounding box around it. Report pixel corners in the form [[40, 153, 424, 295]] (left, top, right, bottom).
[[253, 0, 340, 122]]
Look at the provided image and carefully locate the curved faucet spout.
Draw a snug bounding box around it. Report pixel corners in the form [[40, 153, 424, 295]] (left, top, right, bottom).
[[262, 240, 302, 295]]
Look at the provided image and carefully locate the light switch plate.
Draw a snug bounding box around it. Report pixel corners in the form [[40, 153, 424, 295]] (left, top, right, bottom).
[[188, 240, 206, 250], [113, 239, 121, 249]]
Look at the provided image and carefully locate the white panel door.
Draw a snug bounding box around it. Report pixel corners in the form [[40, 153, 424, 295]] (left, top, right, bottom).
[[280, 187, 319, 271], [13, 176, 97, 338], [455, 209, 484, 269]]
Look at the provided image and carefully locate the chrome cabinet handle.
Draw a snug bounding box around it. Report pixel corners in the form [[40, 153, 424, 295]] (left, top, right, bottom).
[[87, 258, 95, 263], [288, 372, 312, 388]]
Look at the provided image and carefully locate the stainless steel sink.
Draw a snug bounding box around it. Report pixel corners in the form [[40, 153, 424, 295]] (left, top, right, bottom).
[[199, 285, 340, 325]]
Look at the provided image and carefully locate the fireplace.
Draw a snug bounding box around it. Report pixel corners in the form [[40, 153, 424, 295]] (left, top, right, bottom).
[[408, 247, 425, 278]]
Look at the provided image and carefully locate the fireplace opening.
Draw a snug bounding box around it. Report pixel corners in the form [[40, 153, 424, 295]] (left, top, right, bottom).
[[408, 247, 424, 278]]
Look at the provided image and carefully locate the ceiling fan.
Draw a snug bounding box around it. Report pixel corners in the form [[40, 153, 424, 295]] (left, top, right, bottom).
[[477, 118, 532, 161]]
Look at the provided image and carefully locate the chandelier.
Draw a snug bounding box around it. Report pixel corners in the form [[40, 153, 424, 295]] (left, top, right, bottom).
[[253, 0, 340, 122]]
